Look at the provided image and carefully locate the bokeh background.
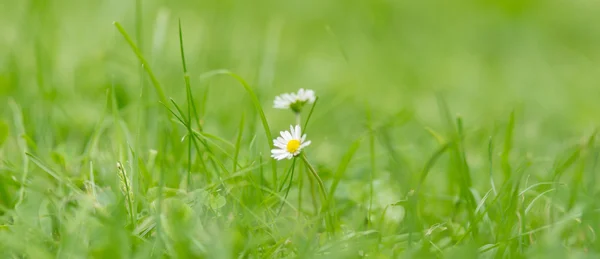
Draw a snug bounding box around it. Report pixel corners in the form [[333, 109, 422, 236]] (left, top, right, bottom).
[[3, 0, 600, 191], [2, 0, 600, 257], [3, 0, 600, 142]]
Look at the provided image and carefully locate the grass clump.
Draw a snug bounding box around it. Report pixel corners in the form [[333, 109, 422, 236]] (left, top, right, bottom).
[[2, 0, 600, 258]]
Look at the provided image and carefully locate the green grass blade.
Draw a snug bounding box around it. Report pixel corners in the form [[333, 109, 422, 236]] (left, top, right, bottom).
[[366, 105, 376, 228], [328, 138, 362, 199], [9, 100, 30, 206], [26, 153, 82, 194], [489, 136, 497, 195], [302, 97, 318, 132], [233, 113, 245, 172], [409, 142, 452, 246], [277, 157, 297, 215], [501, 111, 515, 179], [113, 22, 169, 113], [198, 69, 277, 187], [178, 19, 196, 190]]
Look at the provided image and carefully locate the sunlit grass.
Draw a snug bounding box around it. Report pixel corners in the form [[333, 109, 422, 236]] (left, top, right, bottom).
[[2, 0, 600, 258]]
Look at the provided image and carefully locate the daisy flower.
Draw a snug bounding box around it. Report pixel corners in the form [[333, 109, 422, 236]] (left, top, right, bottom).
[[271, 125, 311, 160], [273, 88, 316, 113], [295, 88, 316, 103]]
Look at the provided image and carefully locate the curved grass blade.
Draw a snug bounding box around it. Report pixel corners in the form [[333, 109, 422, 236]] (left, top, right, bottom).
[[198, 69, 278, 187], [233, 113, 245, 172], [113, 22, 169, 109], [302, 97, 318, 133]]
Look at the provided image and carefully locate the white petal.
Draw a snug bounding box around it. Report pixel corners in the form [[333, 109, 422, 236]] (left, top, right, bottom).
[[272, 149, 287, 156], [273, 96, 292, 108], [271, 147, 286, 152], [294, 125, 302, 139], [274, 93, 299, 109], [283, 131, 293, 141], [272, 139, 281, 147], [284, 93, 295, 102], [276, 137, 287, 145], [300, 140, 311, 148], [301, 134, 306, 142], [279, 131, 288, 140], [306, 90, 316, 102], [275, 153, 289, 160], [273, 154, 287, 160]]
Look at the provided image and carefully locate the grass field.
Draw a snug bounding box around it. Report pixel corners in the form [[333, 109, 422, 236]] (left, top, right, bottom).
[[2, 0, 600, 258]]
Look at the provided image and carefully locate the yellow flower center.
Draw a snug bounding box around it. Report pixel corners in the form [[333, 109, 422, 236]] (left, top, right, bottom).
[[286, 139, 301, 153]]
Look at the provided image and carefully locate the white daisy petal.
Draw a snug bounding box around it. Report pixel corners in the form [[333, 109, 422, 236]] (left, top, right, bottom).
[[273, 89, 316, 111], [284, 94, 295, 102], [270, 125, 313, 161], [295, 125, 302, 139], [278, 137, 287, 146], [274, 93, 293, 109], [300, 140, 311, 148], [276, 136, 286, 143], [272, 153, 284, 159], [283, 131, 293, 141], [271, 148, 287, 154]]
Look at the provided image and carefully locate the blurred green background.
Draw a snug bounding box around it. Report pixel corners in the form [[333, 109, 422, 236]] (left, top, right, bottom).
[[3, 0, 600, 185], [3, 0, 600, 131], [2, 0, 600, 257]]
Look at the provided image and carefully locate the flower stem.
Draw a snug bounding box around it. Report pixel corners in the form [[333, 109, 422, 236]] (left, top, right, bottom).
[[367, 106, 375, 228], [297, 159, 304, 217], [277, 157, 297, 215], [295, 112, 303, 217], [301, 153, 327, 201], [295, 112, 301, 127], [301, 153, 335, 234], [306, 167, 319, 214]]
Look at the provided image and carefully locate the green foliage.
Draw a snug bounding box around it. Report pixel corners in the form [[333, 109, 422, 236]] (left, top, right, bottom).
[[1, 0, 600, 257], [0, 120, 8, 147]]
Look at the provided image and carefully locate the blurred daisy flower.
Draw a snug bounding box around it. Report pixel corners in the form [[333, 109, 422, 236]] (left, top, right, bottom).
[[273, 88, 316, 113], [271, 125, 311, 160]]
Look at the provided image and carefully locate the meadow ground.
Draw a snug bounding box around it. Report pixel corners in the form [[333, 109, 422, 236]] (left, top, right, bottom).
[[2, 0, 600, 258]]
